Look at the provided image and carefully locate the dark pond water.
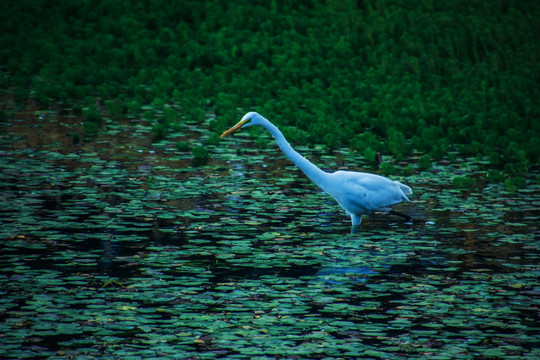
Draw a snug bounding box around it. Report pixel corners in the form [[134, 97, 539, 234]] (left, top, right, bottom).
[[1, 107, 539, 359]]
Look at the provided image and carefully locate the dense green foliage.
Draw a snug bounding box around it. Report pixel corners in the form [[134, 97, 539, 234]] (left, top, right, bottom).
[[1, 0, 539, 178]]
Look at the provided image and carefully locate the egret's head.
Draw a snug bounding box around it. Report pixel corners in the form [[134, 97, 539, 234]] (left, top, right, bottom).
[[220, 112, 263, 138]]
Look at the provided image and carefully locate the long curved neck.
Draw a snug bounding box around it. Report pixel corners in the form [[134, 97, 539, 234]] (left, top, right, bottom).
[[260, 118, 330, 190]]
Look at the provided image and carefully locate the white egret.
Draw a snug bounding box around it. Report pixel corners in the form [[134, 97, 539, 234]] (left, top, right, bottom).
[[221, 112, 412, 226]]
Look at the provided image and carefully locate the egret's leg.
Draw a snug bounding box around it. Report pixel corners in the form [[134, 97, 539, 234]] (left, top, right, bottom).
[[351, 214, 362, 226], [390, 210, 412, 222], [348, 214, 362, 234]]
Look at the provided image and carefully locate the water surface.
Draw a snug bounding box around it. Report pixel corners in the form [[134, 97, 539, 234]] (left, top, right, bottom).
[[1, 107, 539, 358]]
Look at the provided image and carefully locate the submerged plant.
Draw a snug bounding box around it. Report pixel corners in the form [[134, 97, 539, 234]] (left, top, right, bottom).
[[82, 106, 103, 126], [151, 123, 167, 142], [105, 99, 127, 120], [175, 141, 190, 152], [71, 132, 80, 145], [162, 106, 178, 125], [417, 154, 433, 171], [192, 145, 209, 166], [83, 121, 99, 141], [504, 177, 525, 193], [452, 175, 477, 189]]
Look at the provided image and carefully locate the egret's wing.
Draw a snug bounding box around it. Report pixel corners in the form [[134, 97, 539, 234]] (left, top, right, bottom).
[[333, 171, 411, 213]]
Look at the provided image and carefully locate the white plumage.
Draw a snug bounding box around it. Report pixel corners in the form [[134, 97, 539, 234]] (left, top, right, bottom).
[[221, 112, 412, 226]]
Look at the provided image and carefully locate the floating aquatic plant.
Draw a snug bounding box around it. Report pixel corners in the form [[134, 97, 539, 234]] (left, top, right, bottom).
[[2, 104, 538, 358]]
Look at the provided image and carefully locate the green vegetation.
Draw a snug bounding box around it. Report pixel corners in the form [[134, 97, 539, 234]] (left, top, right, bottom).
[[192, 145, 210, 166], [1, 0, 539, 181], [452, 175, 477, 189], [81, 105, 102, 141], [175, 140, 190, 152]]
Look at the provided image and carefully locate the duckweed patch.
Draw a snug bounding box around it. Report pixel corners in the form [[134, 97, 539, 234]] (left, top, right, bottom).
[[1, 106, 539, 359]]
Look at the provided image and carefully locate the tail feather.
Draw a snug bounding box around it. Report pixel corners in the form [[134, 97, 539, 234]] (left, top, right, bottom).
[[400, 183, 412, 195], [394, 181, 412, 202]]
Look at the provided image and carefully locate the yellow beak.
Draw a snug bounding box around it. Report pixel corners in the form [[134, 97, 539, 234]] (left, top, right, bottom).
[[220, 119, 249, 138]]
